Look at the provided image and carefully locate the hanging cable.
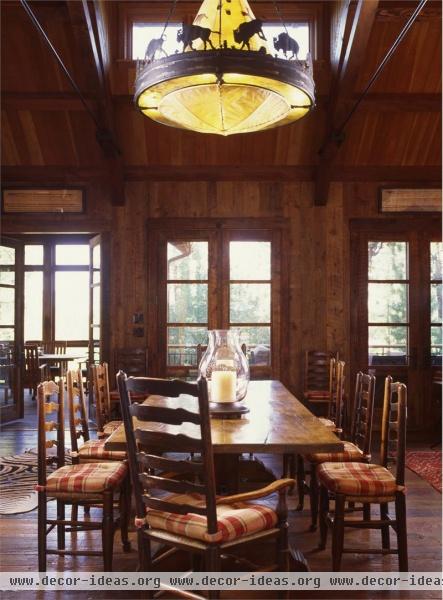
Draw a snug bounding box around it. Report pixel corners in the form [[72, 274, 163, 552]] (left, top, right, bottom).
[[19, 0, 102, 132], [272, 0, 289, 37], [160, 0, 179, 40], [321, 0, 428, 153]]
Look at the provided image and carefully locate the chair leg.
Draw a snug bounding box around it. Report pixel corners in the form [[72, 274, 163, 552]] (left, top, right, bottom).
[[296, 455, 305, 511], [395, 492, 408, 571], [38, 493, 47, 572], [102, 490, 114, 571], [363, 503, 371, 521], [380, 502, 390, 550], [84, 505, 90, 516], [57, 500, 65, 550], [71, 503, 78, 524], [319, 485, 329, 550], [205, 546, 221, 600], [309, 462, 319, 531], [137, 530, 152, 573], [120, 476, 131, 552], [277, 522, 290, 572], [282, 454, 295, 495], [332, 494, 345, 571]]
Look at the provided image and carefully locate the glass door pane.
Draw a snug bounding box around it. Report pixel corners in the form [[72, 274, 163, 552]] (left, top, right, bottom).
[[166, 241, 209, 368], [430, 241, 442, 366], [89, 235, 102, 365], [367, 242, 409, 366], [229, 241, 272, 367], [0, 239, 24, 422]]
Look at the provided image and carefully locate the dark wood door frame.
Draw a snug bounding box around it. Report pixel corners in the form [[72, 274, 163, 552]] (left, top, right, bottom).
[[350, 217, 441, 435], [146, 218, 290, 382]]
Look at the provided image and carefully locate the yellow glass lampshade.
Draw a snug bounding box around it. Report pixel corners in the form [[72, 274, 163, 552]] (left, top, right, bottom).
[[134, 0, 315, 135]]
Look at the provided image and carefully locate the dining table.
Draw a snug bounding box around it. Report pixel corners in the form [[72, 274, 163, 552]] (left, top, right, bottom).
[[38, 352, 88, 379], [105, 379, 343, 485]]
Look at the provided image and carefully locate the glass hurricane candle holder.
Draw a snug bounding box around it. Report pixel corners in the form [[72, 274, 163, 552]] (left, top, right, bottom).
[[198, 330, 250, 413]]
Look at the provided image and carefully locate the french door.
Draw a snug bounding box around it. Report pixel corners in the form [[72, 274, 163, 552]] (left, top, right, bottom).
[[351, 218, 442, 434], [147, 219, 288, 379], [0, 237, 24, 423]]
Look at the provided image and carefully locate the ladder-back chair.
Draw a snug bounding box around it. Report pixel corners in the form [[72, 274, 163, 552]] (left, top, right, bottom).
[[117, 372, 295, 597], [24, 343, 45, 399], [91, 363, 122, 438], [293, 360, 346, 511], [67, 369, 126, 463], [301, 371, 375, 531], [36, 380, 130, 571], [303, 351, 339, 406], [318, 376, 408, 571]]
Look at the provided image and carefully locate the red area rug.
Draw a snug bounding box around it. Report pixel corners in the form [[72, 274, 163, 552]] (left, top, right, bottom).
[[405, 451, 442, 493]]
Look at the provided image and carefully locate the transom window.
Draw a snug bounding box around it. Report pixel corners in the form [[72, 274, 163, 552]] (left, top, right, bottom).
[[131, 22, 310, 60]]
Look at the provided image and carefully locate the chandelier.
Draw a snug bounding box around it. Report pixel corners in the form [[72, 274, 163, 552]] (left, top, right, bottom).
[[134, 0, 315, 136]]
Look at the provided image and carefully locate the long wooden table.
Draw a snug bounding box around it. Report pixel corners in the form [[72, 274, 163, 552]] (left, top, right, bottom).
[[105, 379, 343, 455]]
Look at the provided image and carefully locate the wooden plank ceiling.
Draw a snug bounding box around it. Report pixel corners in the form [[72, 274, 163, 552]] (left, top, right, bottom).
[[1, 0, 441, 180]]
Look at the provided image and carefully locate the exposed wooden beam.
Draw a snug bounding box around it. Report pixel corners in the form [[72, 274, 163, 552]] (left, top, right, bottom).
[[2, 165, 440, 184], [3, 91, 440, 114], [66, 0, 124, 205], [315, 0, 380, 206]]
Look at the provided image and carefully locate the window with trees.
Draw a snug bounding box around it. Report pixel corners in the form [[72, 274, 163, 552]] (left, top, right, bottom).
[[368, 241, 409, 365], [147, 220, 287, 378]]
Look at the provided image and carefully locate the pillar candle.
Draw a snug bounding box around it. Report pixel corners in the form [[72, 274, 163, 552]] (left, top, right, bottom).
[[211, 371, 236, 403]]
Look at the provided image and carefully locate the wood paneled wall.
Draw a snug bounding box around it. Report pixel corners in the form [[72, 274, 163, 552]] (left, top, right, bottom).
[[1, 179, 438, 403]]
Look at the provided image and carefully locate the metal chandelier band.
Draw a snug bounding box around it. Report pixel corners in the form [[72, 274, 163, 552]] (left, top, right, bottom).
[[135, 50, 315, 136]]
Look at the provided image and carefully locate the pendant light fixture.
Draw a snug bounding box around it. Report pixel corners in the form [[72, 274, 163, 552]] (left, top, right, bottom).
[[134, 0, 315, 136]]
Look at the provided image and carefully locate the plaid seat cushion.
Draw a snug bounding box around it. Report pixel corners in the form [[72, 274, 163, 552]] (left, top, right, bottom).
[[103, 420, 122, 435], [41, 461, 127, 494], [317, 462, 398, 497], [306, 441, 366, 464], [78, 439, 126, 461], [143, 493, 277, 543]]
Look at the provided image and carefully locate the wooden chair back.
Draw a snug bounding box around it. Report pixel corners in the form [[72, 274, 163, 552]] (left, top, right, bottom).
[[24, 343, 41, 383], [117, 372, 218, 535], [42, 341, 67, 354], [91, 362, 112, 435], [196, 343, 247, 366], [350, 371, 376, 456], [66, 369, 90, 456], [114, 348, 148, 377], [328, 360, 345, 429], [380, 376, 407, 487], [304, 350, 339, 393], [37, 380, 65, 487], [55, 341, 67, 354]]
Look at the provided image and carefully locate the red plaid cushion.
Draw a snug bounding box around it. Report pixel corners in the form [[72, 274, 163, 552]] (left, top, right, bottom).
[[103, 421, 122, 434], [144, 493, 277, 543], [306, 441, 366, 464], [78, 439, 126, 461], [43, 461, 127, 493], [317, 462, 398, 496]]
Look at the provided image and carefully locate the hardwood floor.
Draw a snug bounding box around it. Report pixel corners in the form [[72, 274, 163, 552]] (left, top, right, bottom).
[[0, 396, 441, 599]]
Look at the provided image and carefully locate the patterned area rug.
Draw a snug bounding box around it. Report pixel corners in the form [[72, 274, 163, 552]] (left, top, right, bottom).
[[405, 450, 442, 493], [0, 448, 71, 515]]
